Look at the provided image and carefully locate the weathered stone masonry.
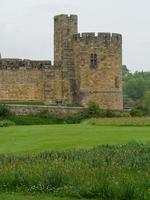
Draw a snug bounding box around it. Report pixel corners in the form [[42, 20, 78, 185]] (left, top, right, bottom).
[[0, 14, 123, 110]]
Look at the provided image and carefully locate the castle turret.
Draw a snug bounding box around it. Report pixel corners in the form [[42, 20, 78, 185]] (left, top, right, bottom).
[[54, 14, 78, 104], [54, 14, 78, 66]]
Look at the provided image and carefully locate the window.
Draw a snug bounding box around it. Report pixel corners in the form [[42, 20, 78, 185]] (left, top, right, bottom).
[[56, 100, 63, 105], [90, 53, 97, 68], [115, 77, 119, 88]]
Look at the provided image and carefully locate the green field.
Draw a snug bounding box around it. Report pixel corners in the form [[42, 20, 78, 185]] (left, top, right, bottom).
[[0, 124, 150, 154], [1, 124, 150, 200]]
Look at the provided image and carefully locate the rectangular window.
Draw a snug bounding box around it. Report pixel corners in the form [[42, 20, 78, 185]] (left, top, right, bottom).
[[90, 53, 97, 68], [115, 77, 119, 88]]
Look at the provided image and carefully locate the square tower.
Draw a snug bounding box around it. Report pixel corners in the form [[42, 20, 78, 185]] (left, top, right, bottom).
[[54, 14, 78, 66]]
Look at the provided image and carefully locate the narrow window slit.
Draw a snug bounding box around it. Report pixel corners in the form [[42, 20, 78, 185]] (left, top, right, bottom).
[[90, 53, 97, 68]]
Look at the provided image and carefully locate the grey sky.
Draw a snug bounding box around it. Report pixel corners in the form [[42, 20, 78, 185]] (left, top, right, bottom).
[[0, 0, 149, 71]]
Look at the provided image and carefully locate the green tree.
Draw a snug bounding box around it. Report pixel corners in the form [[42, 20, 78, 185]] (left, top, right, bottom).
[[123, 68, 150, 110], [124, 78, 146, 101], [122, 65, 130, 79], [144, 91, 150, 114]]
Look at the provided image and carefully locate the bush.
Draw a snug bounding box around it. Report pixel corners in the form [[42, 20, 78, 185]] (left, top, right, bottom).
[[64, 112, 85, 124], [80, 101, 108, 119], [85, 102, 101, 117], [8, 115, 63, 125], [83, 102, 119, 118], [130, 108, 145, 117], [0, 120, 15, 127], [104, 109, 116, 118], [0, 104, 11, 117], [120, 112, 131, 117]]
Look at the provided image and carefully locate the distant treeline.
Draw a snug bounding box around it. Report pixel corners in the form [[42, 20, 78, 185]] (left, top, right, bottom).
[[123, 65, 150, 114]]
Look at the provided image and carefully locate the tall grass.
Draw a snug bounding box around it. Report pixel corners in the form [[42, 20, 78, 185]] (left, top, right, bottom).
[[0, 143, 150, 199], [83, 117, 150, 126]]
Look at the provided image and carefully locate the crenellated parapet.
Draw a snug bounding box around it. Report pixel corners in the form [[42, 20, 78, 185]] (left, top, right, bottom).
[[54, 14, 77, 22], [73, 32, 122, 45], [0, 59, 52, 70]]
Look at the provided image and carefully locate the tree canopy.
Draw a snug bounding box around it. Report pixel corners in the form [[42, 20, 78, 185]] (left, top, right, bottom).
[[123, 66, 150, 114]]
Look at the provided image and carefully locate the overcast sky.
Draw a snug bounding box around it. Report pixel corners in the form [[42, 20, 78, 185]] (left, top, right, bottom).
[[0, 0, 150, 71]]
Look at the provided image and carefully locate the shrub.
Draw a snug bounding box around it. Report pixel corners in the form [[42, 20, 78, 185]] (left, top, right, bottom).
[[81, 101, 107, 119], [83, 102, 118, 118], [60, 102, 104, 124], [120, 112, 131, 117], [64, 112, 84, 124], [86, 102, 101, 117], [8, 115, 63, 125], [104, 109, 116, 118], [0, 104, 11, 117], [0, 120, 15, 127], [130, 108, 145, 117]]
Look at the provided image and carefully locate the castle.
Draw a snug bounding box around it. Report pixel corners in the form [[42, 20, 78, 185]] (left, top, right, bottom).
[[0, 14, 123, 110]]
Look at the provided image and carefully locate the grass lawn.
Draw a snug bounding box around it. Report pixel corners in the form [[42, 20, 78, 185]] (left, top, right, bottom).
[[0, 124, 150, 154], [0, 193, 81, 200], [1, 124, 150, 200]]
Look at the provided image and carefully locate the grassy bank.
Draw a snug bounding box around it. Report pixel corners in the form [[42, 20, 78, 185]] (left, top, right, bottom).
[[0, 125, 150, 154], [0, 143, 150, 199], [1, 102, 150, 126], [7, 116, 150, 126], [83, 117, 150, 126]]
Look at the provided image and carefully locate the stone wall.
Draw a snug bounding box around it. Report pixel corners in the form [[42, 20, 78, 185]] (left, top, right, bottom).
[[0, 59, 76, 106], [9, 104, 82, 116], [0, 59, 52, 102]]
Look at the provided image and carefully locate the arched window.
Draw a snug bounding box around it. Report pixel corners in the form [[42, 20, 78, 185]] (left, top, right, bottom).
[[90, 53, 97, 68]]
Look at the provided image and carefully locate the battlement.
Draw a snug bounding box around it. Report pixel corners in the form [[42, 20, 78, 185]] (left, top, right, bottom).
[[73, 32, 122, 44], [54, 14, 77, 21], [0, 59, 52, 70]]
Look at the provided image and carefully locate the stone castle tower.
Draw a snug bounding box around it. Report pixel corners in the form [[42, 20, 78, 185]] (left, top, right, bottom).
[[0, 14, 123, 110]]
